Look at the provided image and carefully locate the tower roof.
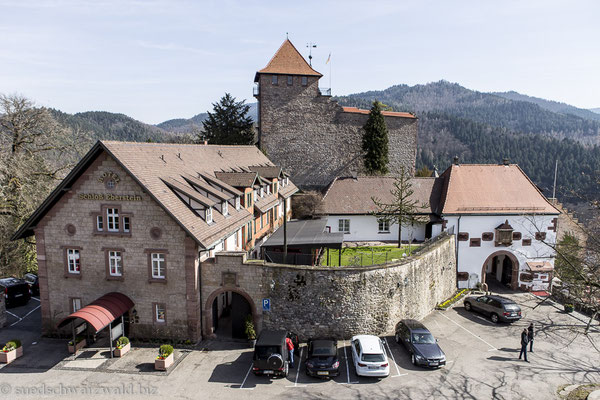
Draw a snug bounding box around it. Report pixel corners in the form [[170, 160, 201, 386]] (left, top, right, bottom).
[[255, 39, 322, 82]]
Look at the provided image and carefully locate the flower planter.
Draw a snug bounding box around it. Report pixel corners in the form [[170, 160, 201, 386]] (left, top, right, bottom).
[[0, 346, 23, 364], [114, 342, 130, 357], [155, 352, 173, 371], [564, 305, 574, 313], [68, 339, 86, 354]]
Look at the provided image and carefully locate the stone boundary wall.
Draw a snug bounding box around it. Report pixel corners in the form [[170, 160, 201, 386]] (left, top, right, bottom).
[[201, 234, 456, 339]]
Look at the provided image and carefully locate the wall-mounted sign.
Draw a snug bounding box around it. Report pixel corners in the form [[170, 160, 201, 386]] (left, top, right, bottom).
[[78, 193, 142, 201], [262, 298, 271, 312], [98, 171, 120, 184]]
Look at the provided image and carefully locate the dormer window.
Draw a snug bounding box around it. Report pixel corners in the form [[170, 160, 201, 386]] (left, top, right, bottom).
[[266, 185, 270, 195], [285, 177, 289, 186], [206, 207, 213, 224], [254, 191, 258, 201], [222, 201, 228, 216], [273, 182, 278, 193], [260, 187, 264, 197], [495, 220, 513, 246], [235, 196, 240, 210]]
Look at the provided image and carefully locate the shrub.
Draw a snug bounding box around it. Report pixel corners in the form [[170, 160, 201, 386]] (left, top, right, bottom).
[[68, 336, 84, 346], [158, 344, 173, 359], [244, 315, 256, 340], [116, 336, 129, 349], [2, 339, 21, 352]]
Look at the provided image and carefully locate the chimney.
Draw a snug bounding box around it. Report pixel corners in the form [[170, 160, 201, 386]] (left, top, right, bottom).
[[502, 158, 509, 166], [453, 156, 459, 165]]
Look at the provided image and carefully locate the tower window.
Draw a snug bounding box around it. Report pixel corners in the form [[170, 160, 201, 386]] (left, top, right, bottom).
[[301, 76, 308, 86], [287, 76, 293, 86], [271, 75, 278, 85]]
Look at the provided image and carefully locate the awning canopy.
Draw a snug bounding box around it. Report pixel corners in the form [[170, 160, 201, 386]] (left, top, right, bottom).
[[57, 292, 134, 333], [526, 261, 554, 273]]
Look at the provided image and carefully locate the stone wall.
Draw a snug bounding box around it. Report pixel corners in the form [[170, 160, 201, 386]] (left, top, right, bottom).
[[257, 74, 417, 189], [201, 234, 456, 339]]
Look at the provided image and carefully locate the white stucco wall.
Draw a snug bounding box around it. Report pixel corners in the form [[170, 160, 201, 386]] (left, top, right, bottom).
[[325, 215, 427, 242], [444, 214, 557, 289]]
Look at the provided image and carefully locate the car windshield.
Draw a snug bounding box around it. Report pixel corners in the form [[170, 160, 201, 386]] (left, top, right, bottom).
[[361, 353, 385, 362], [313, 347, 336, 356], [254, 346, 280, 359], [412, 333, 435, 344]]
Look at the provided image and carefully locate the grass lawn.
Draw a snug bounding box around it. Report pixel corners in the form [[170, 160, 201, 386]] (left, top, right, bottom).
[[322, 245, 418, 267]]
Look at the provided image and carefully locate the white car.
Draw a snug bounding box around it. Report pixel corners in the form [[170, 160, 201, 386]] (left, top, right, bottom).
[[350, 335, 390, 378]]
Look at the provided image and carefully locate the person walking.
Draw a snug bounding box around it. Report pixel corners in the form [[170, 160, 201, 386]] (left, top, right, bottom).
[[528, 323, 534, 352], [286, 336, 295, 368], [519, 328, 529, 362]]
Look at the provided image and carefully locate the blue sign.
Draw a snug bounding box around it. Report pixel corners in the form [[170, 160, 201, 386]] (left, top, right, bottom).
[[262, 298, 271, 312]]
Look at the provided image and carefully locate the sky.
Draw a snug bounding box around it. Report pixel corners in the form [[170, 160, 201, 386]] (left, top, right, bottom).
[[1, 0, 599, 124]]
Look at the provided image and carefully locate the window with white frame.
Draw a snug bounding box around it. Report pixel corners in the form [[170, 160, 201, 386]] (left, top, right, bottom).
[[378, 219, 390, 233], [206, 207, 213, 224], [67, 249, 80, 273], [108, 251, 122, 276], [266, 185, 270, 195], [273, 182, 278, 193], [151, 253, 166, 279], [107, 208, 119, 232], [253, 191, 258, 201], [222, 201, 228, 216], [260, 187, 264, 197], [155, 304, 166, 323], [72, 298, 82, 312], [234, 229, 239, 248], [96, 215, 104, 231], [339, 219, 350, 233], [235, 196, 240, 210], [123, 216, 130, 232]]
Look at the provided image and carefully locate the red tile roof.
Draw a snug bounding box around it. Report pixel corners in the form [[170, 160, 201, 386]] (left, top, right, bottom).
[[256, 39, 322, 78], [342, 106, 416, 119], [439, 164, 560, 215]]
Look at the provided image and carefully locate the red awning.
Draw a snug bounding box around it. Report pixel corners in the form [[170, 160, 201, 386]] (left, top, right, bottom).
[[526, 261, 554, 273], [57, 292, 134, 333]]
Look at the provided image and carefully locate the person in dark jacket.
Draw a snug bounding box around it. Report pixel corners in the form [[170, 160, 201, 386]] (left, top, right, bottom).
[[519, 328, 529, 362], [528, 323, 534, 352]]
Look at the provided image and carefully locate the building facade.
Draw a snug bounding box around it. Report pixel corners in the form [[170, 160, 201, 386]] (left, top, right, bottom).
[[14, 141, 297, 342], [253, 40, 418, 189]]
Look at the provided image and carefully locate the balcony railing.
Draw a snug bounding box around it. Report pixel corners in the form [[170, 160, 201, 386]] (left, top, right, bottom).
[[253, 85, 259, 96], [319, 87, 331, 96]]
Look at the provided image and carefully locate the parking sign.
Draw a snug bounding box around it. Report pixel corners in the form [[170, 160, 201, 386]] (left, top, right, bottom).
[[262, 298, 271, 312]]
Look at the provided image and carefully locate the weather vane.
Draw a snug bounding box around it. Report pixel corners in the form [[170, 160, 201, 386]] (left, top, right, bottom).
[[307, 42, 317, 66]]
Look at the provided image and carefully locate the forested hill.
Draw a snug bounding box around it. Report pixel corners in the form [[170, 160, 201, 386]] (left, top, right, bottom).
[[336, 81, 600, 199], [49, 109, 178, 142]]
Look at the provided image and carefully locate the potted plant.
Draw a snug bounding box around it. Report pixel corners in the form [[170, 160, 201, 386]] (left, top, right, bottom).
[[244, 315, 256, 347], [68, 336, 86, 353], [0, 339, 23, 364], [155, 344, 174, 370], [564, 303, 574, 313], [114, 336, 130, 357]]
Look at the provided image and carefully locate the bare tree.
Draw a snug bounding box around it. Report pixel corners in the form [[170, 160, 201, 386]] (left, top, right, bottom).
[[0, 94, 92, 276], [371, 167, 427, 248]]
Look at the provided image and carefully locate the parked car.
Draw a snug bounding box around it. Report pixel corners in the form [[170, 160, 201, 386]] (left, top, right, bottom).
[[394, 319, 446, 368], [252, 330, 291, 377], [24, 273, 39, 296], [463, 294, 522, 323], [305, 338, 340, 378], [350, 335, 390, 378], [0, 277, 31, 308]]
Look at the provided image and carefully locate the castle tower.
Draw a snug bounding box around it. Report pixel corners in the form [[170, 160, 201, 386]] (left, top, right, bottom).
[[254, 39, 417, 189]]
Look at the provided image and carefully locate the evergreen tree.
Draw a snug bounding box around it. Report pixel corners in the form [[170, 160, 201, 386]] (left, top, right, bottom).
[[201, 93, 254, 145], [362, 101, 389, 175]]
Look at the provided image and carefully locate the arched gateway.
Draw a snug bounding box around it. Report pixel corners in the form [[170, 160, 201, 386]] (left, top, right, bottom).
[[203, 287, 257, 339], [481, 250, 520, 291]]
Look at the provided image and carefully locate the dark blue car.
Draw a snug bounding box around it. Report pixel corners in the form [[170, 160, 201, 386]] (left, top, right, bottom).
[[395, 319, 446, 368], [305, 338, 340, 378]]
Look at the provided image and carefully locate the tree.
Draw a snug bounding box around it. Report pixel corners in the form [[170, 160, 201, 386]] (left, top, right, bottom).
[[201, 93, 254, 145], [292, 191, 323, 220], [415, 165, 433, 177], [0, 94, 91, 277], [371, 167, 427, 248], [362, 101, 389, 175]]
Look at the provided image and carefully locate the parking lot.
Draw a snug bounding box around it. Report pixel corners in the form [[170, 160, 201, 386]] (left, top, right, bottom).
[[0, 291, 598, 399]]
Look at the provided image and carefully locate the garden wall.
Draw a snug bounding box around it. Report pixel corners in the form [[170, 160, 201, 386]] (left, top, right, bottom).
[[201, 234, 456, 339]]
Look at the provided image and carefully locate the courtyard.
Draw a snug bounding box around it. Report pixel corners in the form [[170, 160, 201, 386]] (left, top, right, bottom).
[[0, 291, 598, 399]]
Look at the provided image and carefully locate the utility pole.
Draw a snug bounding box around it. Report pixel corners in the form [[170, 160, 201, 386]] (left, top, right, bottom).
[[283, 209, 288, 263], [307, 42, 317, 66], [552, 159, 558, 202]]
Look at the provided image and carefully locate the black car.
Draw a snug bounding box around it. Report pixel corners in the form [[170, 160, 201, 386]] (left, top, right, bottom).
[[24, 273, 39, 296], [395, 319, 446, 368], [463, 294, 522, 323], [252, 330, 293, 377], [305, 338, 340, 378], [0, 277, 31, 308]]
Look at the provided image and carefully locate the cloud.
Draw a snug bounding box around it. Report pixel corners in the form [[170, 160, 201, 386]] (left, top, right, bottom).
[[135, 40, 215, 56]]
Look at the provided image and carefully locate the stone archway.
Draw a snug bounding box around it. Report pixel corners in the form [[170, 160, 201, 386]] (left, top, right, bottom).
[[481, 250, 520, 291], [203, 287, 257, 339]]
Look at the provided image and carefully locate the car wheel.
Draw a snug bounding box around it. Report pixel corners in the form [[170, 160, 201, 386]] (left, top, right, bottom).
[[490, 313, 499, 323], [464, 302, 472, 311], [395, 332, 400, 344], [411, 354, 416, 365]]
